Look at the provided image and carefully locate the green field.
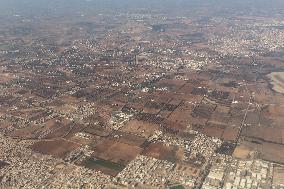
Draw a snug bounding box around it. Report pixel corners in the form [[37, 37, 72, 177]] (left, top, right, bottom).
[[169, 184, 185, 189], [82, 157, 125, 171]]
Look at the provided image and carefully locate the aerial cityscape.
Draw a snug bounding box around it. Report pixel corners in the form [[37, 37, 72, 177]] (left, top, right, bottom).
[[0, 0, 284, 188]]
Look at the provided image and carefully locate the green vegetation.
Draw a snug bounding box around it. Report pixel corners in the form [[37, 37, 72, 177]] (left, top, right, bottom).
[[169, 184, 185, 189], [82, 157, 125, 171]]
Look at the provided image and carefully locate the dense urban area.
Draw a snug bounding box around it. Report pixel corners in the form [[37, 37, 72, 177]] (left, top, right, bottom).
[[0, 0, 284, 188]]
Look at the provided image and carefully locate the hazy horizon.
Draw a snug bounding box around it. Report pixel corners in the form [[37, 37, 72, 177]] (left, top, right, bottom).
[[1, 0, 284, 16]]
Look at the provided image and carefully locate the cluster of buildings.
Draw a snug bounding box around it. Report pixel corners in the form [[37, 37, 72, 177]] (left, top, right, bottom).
[[109, 111, 134, 130], [202, 158, 284, 189], [0, 134, 111, 188], [115, 155, 201, 188], [186, 133, 222, 161], [209, 19, 284, 57]]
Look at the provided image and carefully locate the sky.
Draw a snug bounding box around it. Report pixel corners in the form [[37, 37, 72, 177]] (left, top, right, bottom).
[[0, 0, 283, 17]]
